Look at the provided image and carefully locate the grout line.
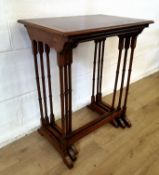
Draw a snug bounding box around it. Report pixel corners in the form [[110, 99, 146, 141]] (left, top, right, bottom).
[[4, 0, 14, 51], [0, 47, 31, 54], [0, 90, 37, 104]]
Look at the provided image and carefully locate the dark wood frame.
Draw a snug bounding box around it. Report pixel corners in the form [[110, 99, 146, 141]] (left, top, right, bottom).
[[18, 15, 153, 168]]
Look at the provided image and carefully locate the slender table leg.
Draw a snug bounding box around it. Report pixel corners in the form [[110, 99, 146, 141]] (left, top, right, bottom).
[[121, 35, 138, 126], [32, 41, 57, 126], [116, 36, 131, 128], [91, 41, 98, 103], [38, 42, 50, 125], [96, 39, 113, 111], [111, 37, 124, 127], [89, 34, 139, 129], [32, 40, 78, 168], [112, 37, 124, 109], [45, 44, 55, 125], [90, 39, 111, 109], [89, 38, 116, 114], [57, 49, 77, 168], [111, 34, 138, 128], [96, 39, 105, 102], [117, 37, 130, 110], [32, 41, 45, 125]]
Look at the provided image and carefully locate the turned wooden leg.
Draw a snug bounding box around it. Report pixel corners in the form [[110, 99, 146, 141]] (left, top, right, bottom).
[[91, 39, 111, 111], [112, 37, 124, 110], [32, 42, 79, 168], [45, 44, 55, 125], [89, 38, 118, 115], [91, 41, 98, 103], [111, 37, 124, 127], [111, 34, 138, 128], [36, 42, 56, 126], [117, 37, 130, 110], [38, 42, 50, 125], [96, 39, 105, 102], [116, 36, 131, 128], [33, 41, 56, 126], [58, 62, 72, 136], [122, 35, 138, 127], [59, 65, 66, 135], [32, 41, 45, 125], [57, 49, 77, 168], [91, 39, 106, 103]]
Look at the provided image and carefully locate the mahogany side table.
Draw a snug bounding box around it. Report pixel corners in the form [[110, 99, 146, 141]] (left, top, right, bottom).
[[18, 15, 153, 168]]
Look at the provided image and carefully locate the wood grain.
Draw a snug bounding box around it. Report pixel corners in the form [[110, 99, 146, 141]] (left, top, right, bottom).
[[18, 15, 153, 36]]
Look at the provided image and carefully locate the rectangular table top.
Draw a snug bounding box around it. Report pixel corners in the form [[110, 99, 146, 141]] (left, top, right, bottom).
[[18, 15, 153, 36]]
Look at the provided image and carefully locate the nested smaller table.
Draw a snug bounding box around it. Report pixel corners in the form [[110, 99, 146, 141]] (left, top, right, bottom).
[[18, 15, 153, 168]]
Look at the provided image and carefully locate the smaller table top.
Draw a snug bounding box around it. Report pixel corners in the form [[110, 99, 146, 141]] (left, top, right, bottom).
[[18, 15, 153, 36]]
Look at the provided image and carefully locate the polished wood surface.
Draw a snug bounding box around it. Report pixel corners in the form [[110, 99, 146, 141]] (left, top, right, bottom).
[[18, 15, 153, 36], [0, 72, 159, 175], [18, 15, 153, 168]]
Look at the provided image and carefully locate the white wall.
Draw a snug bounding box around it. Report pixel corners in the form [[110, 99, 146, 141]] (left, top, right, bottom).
[[0, 0, 159, 148]]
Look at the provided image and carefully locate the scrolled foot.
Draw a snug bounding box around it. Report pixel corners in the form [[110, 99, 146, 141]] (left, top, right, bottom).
[[63, 155, 74, 169], [122, 117, 132, 128], [68, 147, 77, 161], [38, 128, 44, 136], [117, 118, 126, 128], [111, 116, 132, 129], [70, 145, 78, 155], [111, 119, 119, 128]]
